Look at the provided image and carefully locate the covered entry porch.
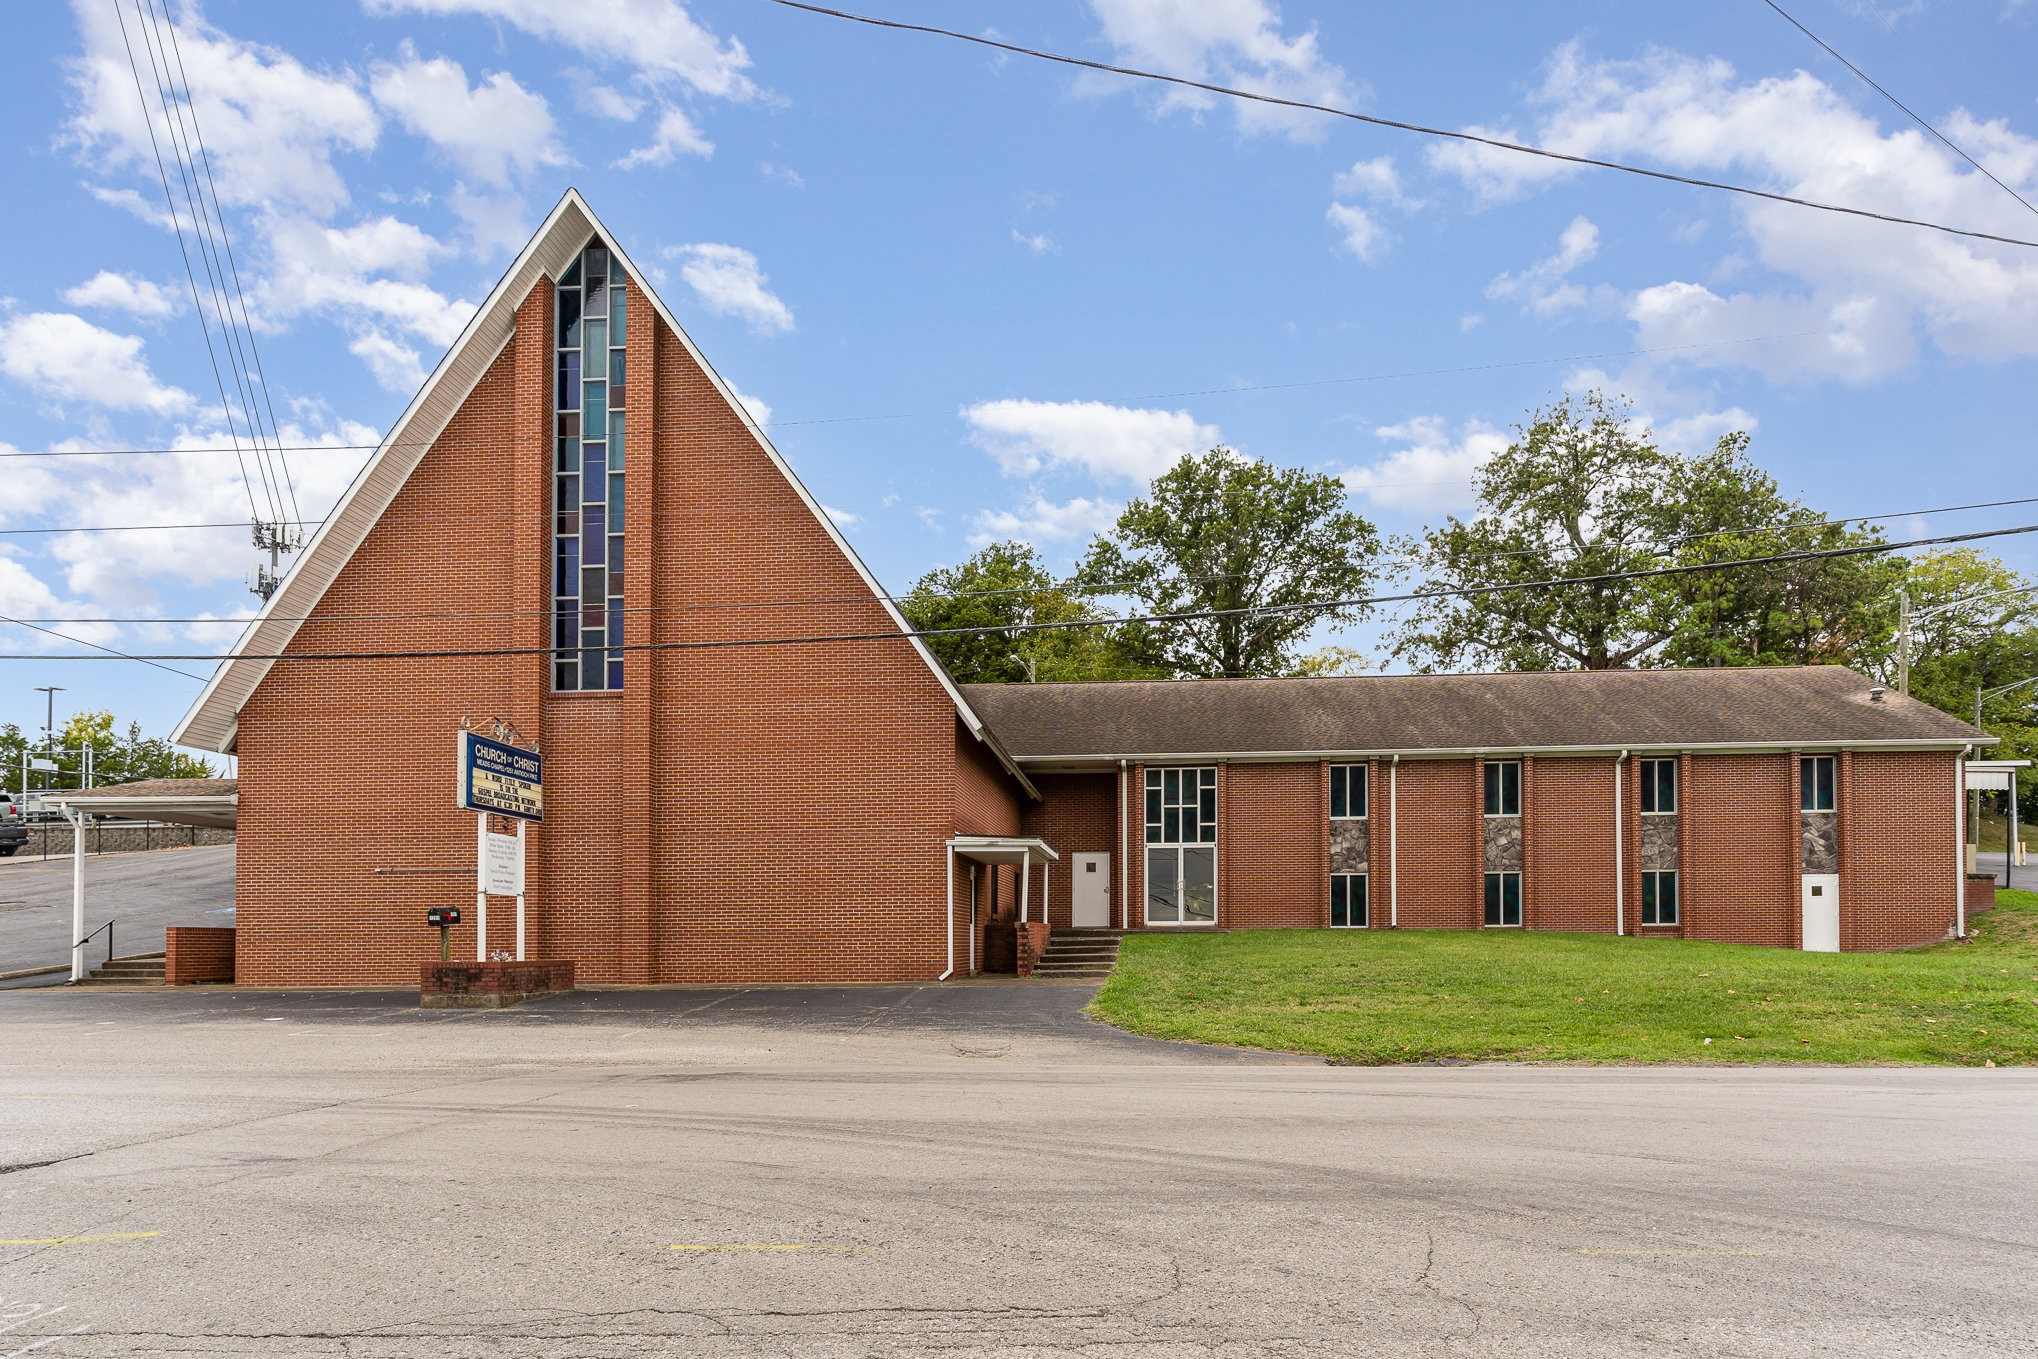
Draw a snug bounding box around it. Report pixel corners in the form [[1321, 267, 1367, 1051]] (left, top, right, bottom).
[[946, 835, 1060, 977]]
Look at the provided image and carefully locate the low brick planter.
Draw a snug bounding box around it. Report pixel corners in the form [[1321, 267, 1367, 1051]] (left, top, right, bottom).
[[421, 960, 574, 1008], [1967, 873, 2000, 919], [165, 926, 235, 984]]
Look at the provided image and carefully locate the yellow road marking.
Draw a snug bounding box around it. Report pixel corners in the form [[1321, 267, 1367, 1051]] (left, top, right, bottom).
[[0, 1231, 160, 1246], [1580, 1248, 1769, 1257], [667, 1243, 862, 1253]]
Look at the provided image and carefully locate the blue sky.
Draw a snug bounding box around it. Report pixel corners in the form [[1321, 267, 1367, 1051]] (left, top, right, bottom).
[[4, 0, 2038, 757]]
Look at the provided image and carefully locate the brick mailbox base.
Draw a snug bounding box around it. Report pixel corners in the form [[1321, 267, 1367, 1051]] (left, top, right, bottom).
[[420, 960, 575, 1008]]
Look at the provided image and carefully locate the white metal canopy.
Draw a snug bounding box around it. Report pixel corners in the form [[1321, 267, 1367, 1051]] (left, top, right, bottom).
[[48, 780, 238, 981], [943, 836, 1060, 980]]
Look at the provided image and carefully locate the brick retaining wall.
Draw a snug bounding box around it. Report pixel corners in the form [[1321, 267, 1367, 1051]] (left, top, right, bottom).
[[21, 823, 235, 860], [166, 927, 236, 984]]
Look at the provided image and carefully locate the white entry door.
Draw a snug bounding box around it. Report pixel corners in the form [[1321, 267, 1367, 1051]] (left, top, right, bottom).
[[1801, 874, 1840, 952], [1072, 853, 1110, 928]]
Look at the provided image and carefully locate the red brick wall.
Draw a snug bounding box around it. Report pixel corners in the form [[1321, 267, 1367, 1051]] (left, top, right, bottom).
[[956, 720, 1023, 838], [1683, 753, 1797, 947], [1222, 762, 1325, 928], [1020, 771, 1119, 929], [1840, 750, 1959, 949], [1523, 756, 1619, 933], [165, 927, 235, 984], [235, 268, 1005, 985], [1393, 759, 1482, 929]]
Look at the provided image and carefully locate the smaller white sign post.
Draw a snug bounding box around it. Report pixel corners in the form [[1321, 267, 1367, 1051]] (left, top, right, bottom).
[[482, 825, 527, 959]]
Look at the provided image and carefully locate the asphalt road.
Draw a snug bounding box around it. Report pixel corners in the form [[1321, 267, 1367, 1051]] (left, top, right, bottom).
[[0, 843, 235, 983], [1975, 850, 2034, 893], [0, 984, 2032, 1357]]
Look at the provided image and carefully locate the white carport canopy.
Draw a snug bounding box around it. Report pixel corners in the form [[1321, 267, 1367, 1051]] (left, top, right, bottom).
[[944, 835, 1060, 979], [48, 779, 237, 981]]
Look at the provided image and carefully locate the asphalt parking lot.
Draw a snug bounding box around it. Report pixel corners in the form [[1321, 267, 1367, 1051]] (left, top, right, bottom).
[[1, 983, 2034, 1358], [0, 843, 236, 984]]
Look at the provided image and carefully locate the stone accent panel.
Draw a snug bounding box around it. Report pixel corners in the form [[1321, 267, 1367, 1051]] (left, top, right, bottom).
[[1801, 811, 1839, 873], [1330, 819, 1369, 873], [1640, 816, 1680, 871], [1484, 815, 1523, 872]]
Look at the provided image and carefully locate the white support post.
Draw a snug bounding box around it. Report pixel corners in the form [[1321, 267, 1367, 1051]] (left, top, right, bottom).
[[941, 846, 956, 981], [1043, 855, 1052, 929], [1613, 751, 1627, 936], [476, 812, 489, 962], [1956, 751, 1968, 939], [1389, 756, 1401, 929], [69, 809, 85, 982], [1020, 857, 1031, 925], [969, 867, 979, 975], [515, 819, 527, 962]]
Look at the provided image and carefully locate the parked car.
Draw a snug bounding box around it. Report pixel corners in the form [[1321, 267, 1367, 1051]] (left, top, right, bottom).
[[0, 796, 24, 856]]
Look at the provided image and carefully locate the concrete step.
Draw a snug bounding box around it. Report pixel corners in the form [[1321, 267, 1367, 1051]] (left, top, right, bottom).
[[79, 952, 167, 985]]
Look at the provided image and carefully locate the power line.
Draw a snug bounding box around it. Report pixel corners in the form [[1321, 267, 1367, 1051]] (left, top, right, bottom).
[[1758, 0, 2038, 221], [6, 520, 2032, 663], [109, 0, 261, 523], [0, 612, 209, 683], [1, 492, 2033, 621], [0, 520, 322, 537], [154, 0, 304, 525], [762, 0, 2038, 251]]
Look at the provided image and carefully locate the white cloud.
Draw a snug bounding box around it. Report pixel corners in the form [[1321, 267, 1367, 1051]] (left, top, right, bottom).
[[1429, 42, 2038, 379], [1486, 215, 1600, 316], [668, 244, 793, 334], [63, 271, 179, 319], [579, 84, 646, 122], [971, 496, 1122, 546], [614, 106, 714, 168], [348, 331, 428, 393], [1012, 228, 1061, 256], [44, 420, 377, 610], [760, 162, 805, 189], [0, 312, 194, 417], [823, 505, 860, 527], [1087, 0, 1355, 141], [1325, 202, 1386, 262], [65, 0, 379, 217], [963, 399, 1220, 484], [370, 51, 567, 188], [365, 0, 754, 99], [728, 384, 772, 427], [1332, 155, 1418, 209], [1342, 417, 1510, 514], [259, 215, 474, 349]]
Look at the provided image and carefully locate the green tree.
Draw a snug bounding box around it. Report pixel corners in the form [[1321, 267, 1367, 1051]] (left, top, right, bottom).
[[1074, 447, 1382, 679], [900, 542, 1148, 683], [54, 710, 214, 786], [1395, 392, 1685, 671]]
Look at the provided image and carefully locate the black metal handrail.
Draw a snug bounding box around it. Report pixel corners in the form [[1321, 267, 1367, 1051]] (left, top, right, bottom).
[[74, 919, 114, 973]]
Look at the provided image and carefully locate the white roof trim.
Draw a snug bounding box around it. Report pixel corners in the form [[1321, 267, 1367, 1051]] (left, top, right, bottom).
[[172, 189, 1033, 797]]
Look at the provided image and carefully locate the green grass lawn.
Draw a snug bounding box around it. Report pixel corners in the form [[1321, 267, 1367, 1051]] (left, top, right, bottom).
[[1089, 890, 2038, 1065]]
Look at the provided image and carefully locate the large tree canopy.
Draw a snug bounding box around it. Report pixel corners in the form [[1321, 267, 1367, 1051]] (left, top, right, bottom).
[[1396, 392, 1898, 672], [1075, 447, 1382, 679], [899, 541, 1144, 684]]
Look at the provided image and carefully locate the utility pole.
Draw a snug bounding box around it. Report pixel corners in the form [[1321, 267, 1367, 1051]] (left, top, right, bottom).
[[33, 686, 63, 792], [1897, 589, 1910, 696], [247, 520, 304, 602]]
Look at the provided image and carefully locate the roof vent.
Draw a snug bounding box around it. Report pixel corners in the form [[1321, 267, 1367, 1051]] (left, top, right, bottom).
[[1869, 685, 1887, 703]]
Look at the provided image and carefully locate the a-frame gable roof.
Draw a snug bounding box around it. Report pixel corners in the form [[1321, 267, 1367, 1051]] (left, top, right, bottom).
[[173, 189, 1035, 797]]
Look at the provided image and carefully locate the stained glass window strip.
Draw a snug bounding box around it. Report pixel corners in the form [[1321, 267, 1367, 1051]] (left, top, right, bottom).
[[554, 241, 628, 691]]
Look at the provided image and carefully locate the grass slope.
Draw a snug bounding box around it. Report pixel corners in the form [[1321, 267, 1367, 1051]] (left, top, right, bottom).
[[1089, 890, 2038, 1065]]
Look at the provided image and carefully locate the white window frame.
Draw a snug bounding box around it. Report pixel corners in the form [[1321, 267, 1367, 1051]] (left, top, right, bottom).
[[1330, 872, 1368, 928], [1483, 870, 1523, 927], [1641, 869, 1679, 926], [1145, 766, 1218, 927], [1329, 763, 1368, 820], [1801, 755, 1837, 813], [1483, 759, 1521, 817], [1639, 757, 1677, 815]]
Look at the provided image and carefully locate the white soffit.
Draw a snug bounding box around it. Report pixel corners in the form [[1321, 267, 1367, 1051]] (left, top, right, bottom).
[[171, 190, 1034, 798]]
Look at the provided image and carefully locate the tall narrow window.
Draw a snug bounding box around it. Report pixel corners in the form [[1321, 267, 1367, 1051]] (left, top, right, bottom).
[[1641, 870, 1679, 926], [1483, 760, 1521, 816], [1800, 755, 1836, 812], [1331, 873, 1368, 928], [1329, 764, 1367, 819], [1483, 871, 1522, 927], [1640, 758, 1677, 814], [554, 239, 628, 692], [1145, 767, 1217, 925]]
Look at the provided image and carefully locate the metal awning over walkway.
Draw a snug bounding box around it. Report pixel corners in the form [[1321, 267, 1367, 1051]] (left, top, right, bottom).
[[944, 836, 1059, 980], [49, 779, 238, 981]]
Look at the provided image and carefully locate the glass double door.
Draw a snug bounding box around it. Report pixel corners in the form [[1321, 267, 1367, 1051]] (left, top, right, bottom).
[[1147, 845, 1216, 924]]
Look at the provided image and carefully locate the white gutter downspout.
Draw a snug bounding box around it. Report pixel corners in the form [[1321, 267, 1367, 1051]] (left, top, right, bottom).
[[1954, 748, 1966, 937], [1389, 755, 1401, 929], [1614, 750, 1629, 936], [1119, 759, 1130, 930], [940, 843, 956, 981]]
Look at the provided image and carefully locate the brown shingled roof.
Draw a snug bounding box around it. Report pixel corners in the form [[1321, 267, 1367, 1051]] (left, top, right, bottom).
[[58, 778, 238, 799], [962, 666, 1985, 762]]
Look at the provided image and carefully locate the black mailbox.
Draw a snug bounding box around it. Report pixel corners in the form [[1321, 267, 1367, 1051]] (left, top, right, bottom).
[[427, 907, 463, 928]]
